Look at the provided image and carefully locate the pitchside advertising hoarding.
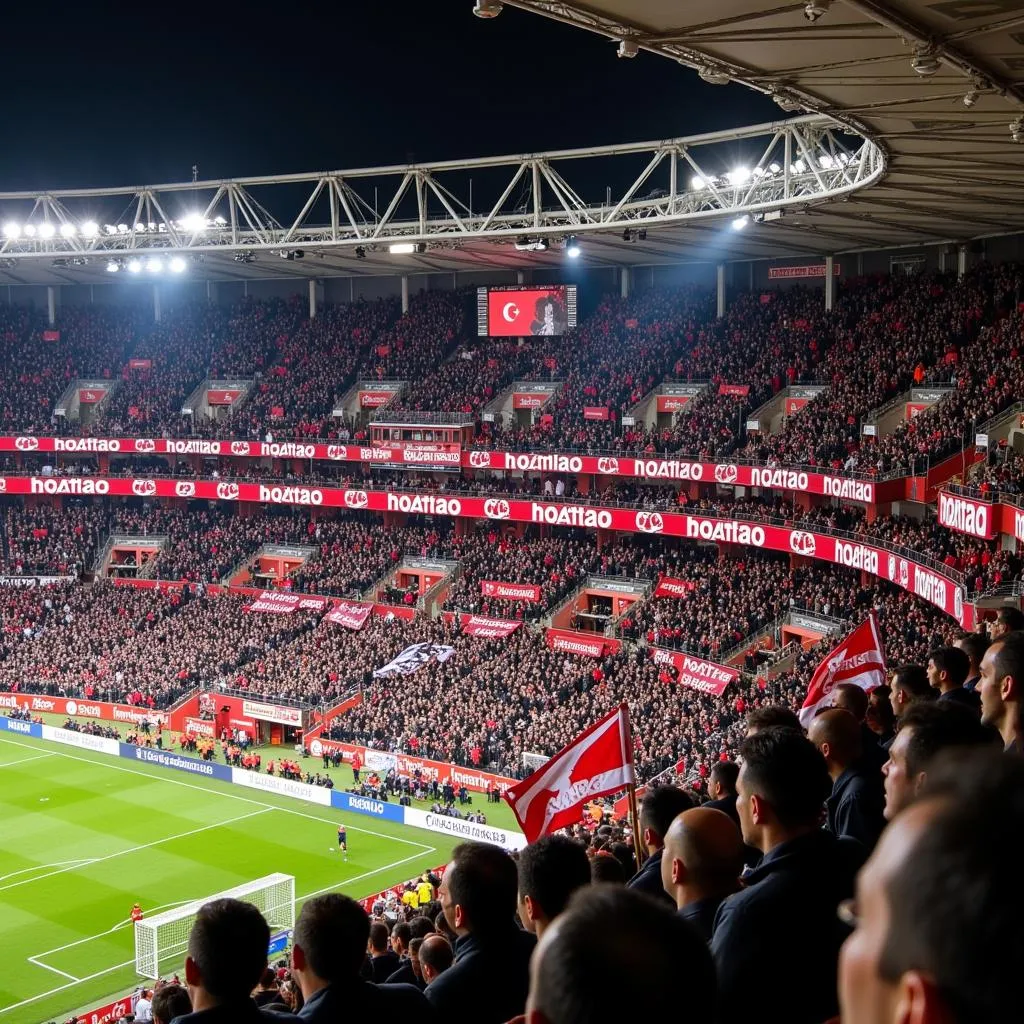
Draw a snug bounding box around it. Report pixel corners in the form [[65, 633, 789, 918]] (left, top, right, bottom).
[[0, 474, 969, 626], [0, 692, 169, 726], [0, 435, 880, 500]]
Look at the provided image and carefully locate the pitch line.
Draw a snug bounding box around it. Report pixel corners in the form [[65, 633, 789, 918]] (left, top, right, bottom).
[[0, 751, 55, 768], [0, 859, 97, 885], [26, 957, 80, 983]]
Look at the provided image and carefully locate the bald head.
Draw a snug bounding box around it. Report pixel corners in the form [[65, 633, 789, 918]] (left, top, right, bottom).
[[808, 708, 862, 774], [661, 807, 743, 908], [419, 933, 453, 985]]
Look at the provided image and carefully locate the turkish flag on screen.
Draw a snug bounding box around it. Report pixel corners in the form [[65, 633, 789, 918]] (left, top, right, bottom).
[[503, 704, 635, 842], [798, 613, 886, 727]]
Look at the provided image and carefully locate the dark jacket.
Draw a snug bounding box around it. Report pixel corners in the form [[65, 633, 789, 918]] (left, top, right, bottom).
[[939, 687, 981, 712], [679, 896, 725, 943], [261, 979, 431, 1024], [367, 950, 401, 985], [826, 767, 886, 852], [385, 960, 424, 989], [171, 1000, 267, 1024], [627, 848, 673, 904], [424, 925, 536, 1024], [711, 830, 864, 1024]]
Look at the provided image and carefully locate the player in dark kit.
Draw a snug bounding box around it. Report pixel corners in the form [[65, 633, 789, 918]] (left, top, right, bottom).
[[337, 823, 347, 860]]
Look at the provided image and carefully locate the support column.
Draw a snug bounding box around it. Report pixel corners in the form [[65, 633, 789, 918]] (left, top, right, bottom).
[[153, 284, 162, 323], [824, 255, 835, 312], [620, 266, 630, 299], [206, 280, 218, 304], [308, 279, 322, 320], [516, 270, 525, 285], [46, 286, 57, 327], [938, 248, 947, 274], [957, 244, 968, 280], [716, 263, 726, 319], [401, 275, 409, 315]]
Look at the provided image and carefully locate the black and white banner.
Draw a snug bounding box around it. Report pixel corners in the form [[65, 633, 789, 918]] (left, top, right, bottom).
[[372, 642, 456, 679]]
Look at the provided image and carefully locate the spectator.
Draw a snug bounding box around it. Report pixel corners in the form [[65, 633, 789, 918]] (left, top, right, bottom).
[[251, 969, 280, 1008], [712, 727, 863, 1024], [882, 701, 998, 820], [831, 681, 888, 776], [516, 835, 592, 940], [152, 985, 191, 1024], [382, 922, 414, 987], [839, 750, 1024, 1024], [889, 664, 934, 722], [418, 934, 454, 987], [926, 645, 980, 711], [989, 605, 1024, 640], [135, 988, 153, 1023], [978, 630, 1024, 752], [526, 885, 717, 1024], [266, 893, 428, 1022], [808, 708, 886, 852], [660, 807, 743, 941], [589, 853, 627, 885], [627, 785, 694, 904], [429, 842, 536, 1024], [956, 631, 989, 691], [177, 898, 271, 1024], [744, 705, 802, 735], [366, 920, 400, 983]]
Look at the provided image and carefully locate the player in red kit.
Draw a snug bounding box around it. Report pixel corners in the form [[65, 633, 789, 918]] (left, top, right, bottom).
[[130, 903, 144, 923]]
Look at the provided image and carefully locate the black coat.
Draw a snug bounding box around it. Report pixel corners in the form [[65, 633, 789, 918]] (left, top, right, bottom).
[[711, 830, 864, 1024], [171, 1001, 268, 1024], [385, 960, 424, 989], [678, 896, 724, 943], [261, 980, 431, 1024], [367, 951, 401, 985], [424, 926, 535, 1024], [626, 849, 673, 905], [826, 767, 886, 852]]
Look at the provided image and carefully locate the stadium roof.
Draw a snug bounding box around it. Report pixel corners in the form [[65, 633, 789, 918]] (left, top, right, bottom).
[[1, 1, 1022, 285]]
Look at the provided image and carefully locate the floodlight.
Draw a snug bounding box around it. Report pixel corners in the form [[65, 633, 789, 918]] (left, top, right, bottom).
[[728, 168, 751, 186], [565, 236, 581, 258], [169, 256, 187, 273], [23, 224, 37, 238], [146, 257, 163, 273], [732, 216, 749, 231], [388, 243, 416, 254], [690, 176, 707, 191], [127, 259, 142, 273], [106, 260, 120, 273], [81, 221, 99, 237], [60, 223, 76, 238], [38, 223, 55, 239], [3, 223, 20, 239], [180, 212, 207, 233]]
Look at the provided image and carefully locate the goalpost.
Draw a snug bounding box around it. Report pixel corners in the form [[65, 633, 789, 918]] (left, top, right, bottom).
[[134, 873, 295, 980]]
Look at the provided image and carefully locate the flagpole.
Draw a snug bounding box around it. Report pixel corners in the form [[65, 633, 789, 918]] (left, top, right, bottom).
[[619, 703, 645, 872]]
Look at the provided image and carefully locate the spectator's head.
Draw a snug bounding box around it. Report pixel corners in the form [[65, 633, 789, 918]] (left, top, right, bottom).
[[407, 937, 424, 980], [517, 835, 592, 939], [589, 852, 627, 885], [290, 894, 370, 999], [867, 685, 897, 738], [736, 728, 831, 853], [184, 899, 270, 1010], [151, 984, 191, 1024], [418, 934, 454, 985], [368, 921, 389, 954], [639, 785, 695, 855], [808, 708, 863, 779], [708, 760, 739, 801], [840, 751, 1024, 1024], [989, 606, 1024, 640], [883, 702, 998, 820], [661, 807, 742, 910], [979, 631, 1024, 746], [889, 665, 933, 719], [832, 682, 870, 722], [409, 915, 435, 940], [390, 921, 411, 957], [440, 842, 518, 938], [745, 705, 802, 736], [526, 885, 716, 1024], [956, 631, 989, 678], [926, 646, 970, 694]]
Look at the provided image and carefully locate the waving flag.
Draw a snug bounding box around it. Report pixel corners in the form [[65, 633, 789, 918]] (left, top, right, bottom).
[[503, 704, 635, 843], [372, 642, 455, 679], [798, 613, 886, 727]]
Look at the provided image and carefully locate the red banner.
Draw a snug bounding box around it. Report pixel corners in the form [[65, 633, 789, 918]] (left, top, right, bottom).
[[0, 692, 168, 726], [245, 591, 328, 614], [184, 716, 216, 737], [583, 406, 610, 421], [376, 345, 391, 358], [649, 648, 739, 696], [460, 613, 522, 638], [654, 576, 696, 598], [906, 403, 929, 419], [375, 442, 462, 467], [937, 491, 994, 540], [309, 738, 516, 793], [78, 388, 105, 404], [785, 397, 809, 416], [487, 287, 569, 337], [128, 358, 152, 370], [512, 393, 549, 410], [271, 406, 285, 418], [768, 263, 841, 279], [41, 330, 60, 342], [326, 601, 373, 630], [718, 384, 750, 397], [545, 628, 622, 659], [207, 389, 242, 405], [481, 580, 541, 603], [359, 390, 396, 408], [656, 395, 691, 413], [75, 994, 134, 1024]]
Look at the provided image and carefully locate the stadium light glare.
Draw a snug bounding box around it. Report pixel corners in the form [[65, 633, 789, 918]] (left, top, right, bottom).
[[146, 257, 163, 273], [768, 162, 782, 174], [127, 258, 142, 274], [728, 167, 751, 186], [213, 215, 227, 226], [60, 222, 77, 238], [106, 260, 120, 273], [388, 243, 416, 254], [104, 224, 117, 235], [82, 221, 99, 238], [3, 222, 21, 240], [23, 224, 37, 238], [180, 212, 207, 233], [565, 236, 581, 258], [169, 256, 187, 274], [732, 216, 749, 231], [117, 224, 129, 234], [38, 223, 55, 239], [819, 154, 834, 168], [690, 176, 707, 191], [793, 160, 807, 174]]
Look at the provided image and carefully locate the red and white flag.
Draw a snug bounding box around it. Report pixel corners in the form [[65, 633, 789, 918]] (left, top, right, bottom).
[[503, 704, 635, 843], [798, 613, 886, 727]]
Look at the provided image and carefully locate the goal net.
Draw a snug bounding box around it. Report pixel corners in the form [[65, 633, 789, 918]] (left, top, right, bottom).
[[134, 873, 295, 980]]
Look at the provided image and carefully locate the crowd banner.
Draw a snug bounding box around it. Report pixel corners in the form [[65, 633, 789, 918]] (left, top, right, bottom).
[[480, 580, 541, 602], [545, 628, 622, 659], [245, 591, 328, 614], [0, 574, 75, 587], [403, 807, 527, 852], [650, 648, 739, 696], [0, 436, 881, 502], [372, 642, 455, 678], [653, 576, 696, 598], [326, 601, 374, 630], [0, 692, 169, 727], [460, 614, 522, 638], [0, 474, 970, 626]]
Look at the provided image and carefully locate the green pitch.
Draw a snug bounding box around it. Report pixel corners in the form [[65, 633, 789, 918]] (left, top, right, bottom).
[[0, 732, 458, 1024]]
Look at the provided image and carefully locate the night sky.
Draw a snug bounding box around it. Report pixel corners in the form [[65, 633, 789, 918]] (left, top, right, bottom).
[[1, 3, 778, 192]]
